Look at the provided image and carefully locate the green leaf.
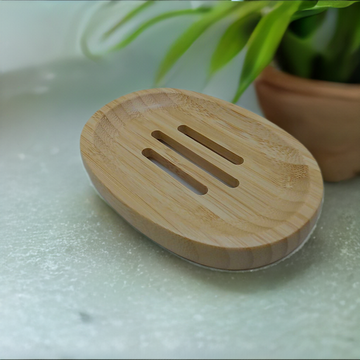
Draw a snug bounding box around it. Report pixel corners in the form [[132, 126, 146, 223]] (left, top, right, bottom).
[[319, 2, 360, 82], [233, 1, 303, 102], [80, 2, 154, 60], [313, 1, 357, 8], [291, 8, 327, 21], [209, 4, 263, 76], [276, 5, 327, 78], [155, 2, 238, 85], [276, 29, 318, 78], [288, 9, 326, 38], [290, 0, 355, 21], [350, 4, 360, 53], [103, 1, 155, 40], [109, 7, 211, 53]]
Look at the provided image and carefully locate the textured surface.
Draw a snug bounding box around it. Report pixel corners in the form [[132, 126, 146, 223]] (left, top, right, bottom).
[[1, 57, 359, 359], [81, 88, 323, 270], [1, 3, 360, 357]]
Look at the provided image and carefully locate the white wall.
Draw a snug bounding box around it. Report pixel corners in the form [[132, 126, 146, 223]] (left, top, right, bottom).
[[0, 1, 94, 72]]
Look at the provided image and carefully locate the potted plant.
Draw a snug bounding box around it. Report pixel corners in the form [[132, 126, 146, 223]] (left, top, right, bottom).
[[82, 1, 360, 181]]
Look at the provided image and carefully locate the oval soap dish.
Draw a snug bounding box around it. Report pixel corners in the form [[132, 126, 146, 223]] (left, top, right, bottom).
[[80, 88, 323, 271]]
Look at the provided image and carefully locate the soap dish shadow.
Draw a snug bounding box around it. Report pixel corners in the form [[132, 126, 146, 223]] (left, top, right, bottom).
[[85, 186, 328, 295]]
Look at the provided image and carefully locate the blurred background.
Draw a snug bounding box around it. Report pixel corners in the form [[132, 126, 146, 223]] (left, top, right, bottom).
[[0, 1, 261, 103], [1, 2, 86, 72]]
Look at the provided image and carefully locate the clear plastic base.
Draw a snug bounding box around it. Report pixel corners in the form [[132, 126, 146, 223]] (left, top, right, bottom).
[[167, 196, 324, 272], [87, 173, 324, 272]]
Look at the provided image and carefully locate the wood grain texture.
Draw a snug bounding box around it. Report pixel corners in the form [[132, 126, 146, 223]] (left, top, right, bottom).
[[80, 88, 323, 271]]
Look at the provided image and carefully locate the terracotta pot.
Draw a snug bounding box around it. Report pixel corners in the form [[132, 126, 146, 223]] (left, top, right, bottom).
[[255, 66, 360, 182]]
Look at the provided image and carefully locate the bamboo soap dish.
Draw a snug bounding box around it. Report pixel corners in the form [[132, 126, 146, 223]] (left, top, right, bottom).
[[80, 88, 323, 271]]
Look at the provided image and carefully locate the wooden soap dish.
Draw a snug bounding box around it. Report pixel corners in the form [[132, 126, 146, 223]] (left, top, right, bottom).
[[80, 88, 323, 271]]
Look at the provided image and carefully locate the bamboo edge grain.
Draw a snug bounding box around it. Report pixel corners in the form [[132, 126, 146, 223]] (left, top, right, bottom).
[[80, 88, 324, 271]]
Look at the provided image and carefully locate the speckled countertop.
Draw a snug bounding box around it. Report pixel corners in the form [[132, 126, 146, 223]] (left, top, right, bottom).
[[1, 2, 360, 359]]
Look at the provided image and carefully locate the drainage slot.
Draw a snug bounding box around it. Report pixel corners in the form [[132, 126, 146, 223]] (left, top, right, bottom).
[[178, 125, 244, 165], [151, 131, 239, 188], [142, 148, 208, 195]]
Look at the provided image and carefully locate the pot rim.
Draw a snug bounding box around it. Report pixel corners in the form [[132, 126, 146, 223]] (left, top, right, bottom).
[[256, 66, 360, 101]]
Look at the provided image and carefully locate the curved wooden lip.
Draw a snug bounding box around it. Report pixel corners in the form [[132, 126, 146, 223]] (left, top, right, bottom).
[[256, 66, 360, 101], [164, 198, 323, 272], [80, 88, 324, 252]]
